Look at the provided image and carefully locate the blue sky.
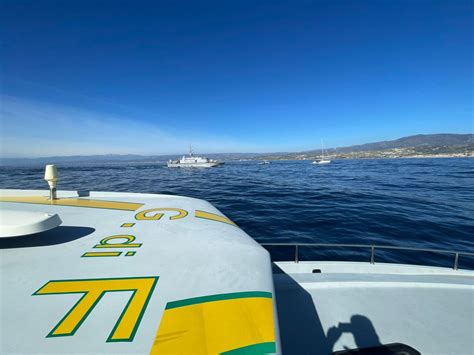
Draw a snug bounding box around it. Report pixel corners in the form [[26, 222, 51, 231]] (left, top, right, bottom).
[[1, 0, 472, 157]]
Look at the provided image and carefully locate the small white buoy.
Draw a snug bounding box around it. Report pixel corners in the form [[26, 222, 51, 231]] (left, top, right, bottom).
[[44, 164, 59, 200]]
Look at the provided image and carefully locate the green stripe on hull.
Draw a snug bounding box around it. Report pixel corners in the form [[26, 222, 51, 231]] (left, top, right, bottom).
[[166, 291, 272, 309], [221, 342, 277, 355]]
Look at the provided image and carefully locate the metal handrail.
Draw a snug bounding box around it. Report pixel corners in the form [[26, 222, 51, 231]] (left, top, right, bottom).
[[259, 242, 474, 270]]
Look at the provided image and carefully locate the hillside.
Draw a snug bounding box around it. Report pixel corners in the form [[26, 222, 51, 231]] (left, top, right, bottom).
[[304, 134, 473, 154], [270, 133, 474, 160]]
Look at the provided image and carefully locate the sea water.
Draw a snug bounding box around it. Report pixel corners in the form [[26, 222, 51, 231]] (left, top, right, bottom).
[[1, 158, 473, 268]]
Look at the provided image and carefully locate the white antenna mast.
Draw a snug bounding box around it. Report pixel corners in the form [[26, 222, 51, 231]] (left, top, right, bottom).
[[44, 165, 59, 200]]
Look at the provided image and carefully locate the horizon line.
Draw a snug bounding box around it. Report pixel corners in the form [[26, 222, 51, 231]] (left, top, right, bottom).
[[2, 132, 472, 160]]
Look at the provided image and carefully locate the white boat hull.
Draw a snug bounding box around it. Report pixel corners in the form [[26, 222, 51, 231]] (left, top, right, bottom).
[[167, 162, 222, 168], [0, 188, 278, 354], [312, 160, 331, 165]]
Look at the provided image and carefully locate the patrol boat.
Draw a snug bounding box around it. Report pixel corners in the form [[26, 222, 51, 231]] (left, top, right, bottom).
[[167, 147, 223, 168], [0, 165, 472, 354]]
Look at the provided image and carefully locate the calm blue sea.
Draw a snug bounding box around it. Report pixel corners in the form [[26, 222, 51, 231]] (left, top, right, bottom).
[[1, 158, 473, 269]]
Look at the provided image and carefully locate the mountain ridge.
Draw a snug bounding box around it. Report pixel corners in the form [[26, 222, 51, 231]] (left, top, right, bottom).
[[312, 133, 473, 154]]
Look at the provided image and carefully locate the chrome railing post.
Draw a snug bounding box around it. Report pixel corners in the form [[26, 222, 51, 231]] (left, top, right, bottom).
[[370, 246, 375, 264], [453, 253, 459, 270], [295, 244, 299, 264]]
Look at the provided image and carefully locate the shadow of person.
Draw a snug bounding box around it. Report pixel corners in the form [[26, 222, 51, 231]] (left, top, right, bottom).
[[327, 315, 381, 352], [271, 258, 422, 355]]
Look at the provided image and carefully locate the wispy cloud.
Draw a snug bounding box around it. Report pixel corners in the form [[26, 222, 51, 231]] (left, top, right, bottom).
[[0, 96, 260, 158]]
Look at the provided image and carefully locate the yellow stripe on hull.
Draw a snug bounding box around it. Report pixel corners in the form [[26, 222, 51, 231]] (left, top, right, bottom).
[[195, 210, 237, 226], [151, 292, 275, 354], [0, 196, 143, 211]]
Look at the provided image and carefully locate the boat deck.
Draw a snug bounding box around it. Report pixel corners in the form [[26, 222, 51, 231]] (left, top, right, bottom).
[[274, 261, 473, 354], [1, 188, 472, 354], [0, 190, 278, 354]]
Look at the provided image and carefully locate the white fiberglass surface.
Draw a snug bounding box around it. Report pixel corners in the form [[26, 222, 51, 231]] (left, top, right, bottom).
[[274, 262, 473, 355]]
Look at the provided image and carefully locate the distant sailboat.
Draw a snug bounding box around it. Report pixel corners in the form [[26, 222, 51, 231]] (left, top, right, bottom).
[[312, 140, 331, 165]]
